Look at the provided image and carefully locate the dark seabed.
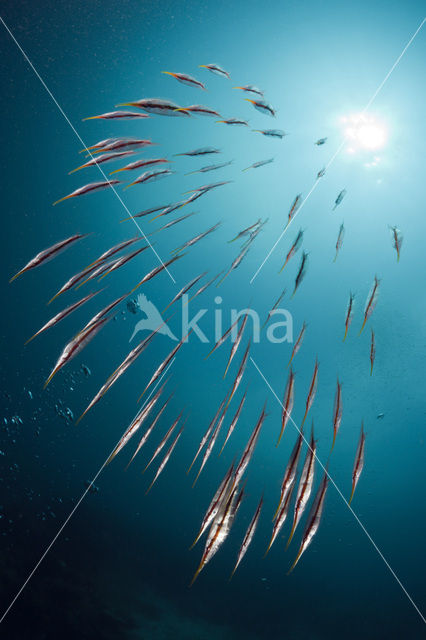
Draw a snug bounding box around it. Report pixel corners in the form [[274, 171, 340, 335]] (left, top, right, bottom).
[[1, 1, 426, 638]]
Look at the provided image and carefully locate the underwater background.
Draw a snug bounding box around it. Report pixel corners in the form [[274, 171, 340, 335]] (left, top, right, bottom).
[[1, 1, 426, 638]]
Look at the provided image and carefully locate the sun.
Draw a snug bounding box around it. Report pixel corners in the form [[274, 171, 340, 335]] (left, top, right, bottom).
[[340, 114, 387, 151]]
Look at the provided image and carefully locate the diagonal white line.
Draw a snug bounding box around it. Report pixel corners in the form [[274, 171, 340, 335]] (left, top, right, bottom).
[[249, 355, 426, 625], [0, 15, 176, 284], [0, 357, 176, 625], [250, 17, 426, 284]]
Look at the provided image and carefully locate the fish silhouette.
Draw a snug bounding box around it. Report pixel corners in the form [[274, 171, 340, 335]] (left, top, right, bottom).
[[129, 294, 178, 342]]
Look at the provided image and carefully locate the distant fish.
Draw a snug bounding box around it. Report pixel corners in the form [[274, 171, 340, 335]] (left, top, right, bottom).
[[146, 425, 184, 495], [175, 147, 220, 157], [245, 99, 275, 117], [279, 229, 303, 272], [162, 71, 206, 90], [124, 168, 173, 189], [286, 194, 302, 229], [76, 327, 161, 423], [229, 219, 261, 244], [25, 290, 101, 345], [151, 211, 197, 234], [175, 104, 221, 117], [204, 316, 240, 360], [389, 225, 403, 261], [163, 271, 207, 312], [234, 85, 263, 96], [292, 250, 308, 297], [226, 341, 251, 409], [223, 314, 248, 378], [199, 63, 231, 79], [117, 98, 190, 117], [143, 411, 184, 473], [277, 368, 295, 447], [370, 329, 376, 376], [110, 157, 168, 174], [233, 403, 266, 489], [69, 151, 135, 174], [190, 485, 243, 586], [332, 189, 347, 211], [317, 167, 326, 179], [186, 161, 233, 176], [219, 388, 247, 456], [126, 393, 173, 468], [359, 276, 380, 334], [243, 158, 274, 171], [98, 246, 149, 281], [83, 110, 149, 121], [85, 236, 141, 269], [9, 233, 88, 283], [53, 180, 120, 206], [273, 429, 303, 519], [331, 378, 342, 452], [315, 137, 327, 146], [172, 222, 221, 255], [265, 479, 294, 555], [349, 422, 366, 504], [187, 394, 229, 475], [343, 292, 355, 341], [44, 316, 109, 388], [192, 399, 229, 487], [191, 461, 235, 548], [91, 138, 155, 154], [288, 321, 307, 367], [230, 494, 263, 579], [262, 287, 286, 330], [253, 129, 286, 138], [106, 381, 168, 465], [288, 470, 328, 573], [300, 358, 318, 428], [286, 424, 316, 548], [217, 118, 248, 126], [334, 223, 345, 262]]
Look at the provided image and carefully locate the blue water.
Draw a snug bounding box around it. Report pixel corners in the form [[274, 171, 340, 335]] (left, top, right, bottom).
[[1, 1, 426, 638]]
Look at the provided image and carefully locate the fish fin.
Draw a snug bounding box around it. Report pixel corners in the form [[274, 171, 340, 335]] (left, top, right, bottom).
[[286, 521, 297, 550], [287, 547, 303, 574], [52, 194, 73, 206], [9, 269, 25, 283], [68, 165, 84, 175], [189, 560, 204, 587], [358, 317, 367, 335]]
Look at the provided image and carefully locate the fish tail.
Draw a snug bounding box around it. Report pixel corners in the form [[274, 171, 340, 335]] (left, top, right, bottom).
[[186, 457, 197, 475], [189, 561, 204, 587], [330, 431, 336, 453], [358, 317, 367, 335], [370, 362, 374, 376], [192, 467, 203, 488], [275, 428, 284, 448], [223, 360, 231, 378], [145, 479, 155, 495], [82, 115, 102, 121], [300, 410, 308, 429], [123, 182, 135, 190], [348, 485, 355, 505], [110, 167, 124, 175], [343, 326, 348, 342], [52, 194, 72, 206], [43, 369, 57, 390], [272, 500, 282, 522], [333, 252, 338, 263], [68, 165, 83, 175], [287, 547, 303, 574], [228, 565, 238, 581], [216, 271, 230, 288], [286, 522, 297, 550], [47, 290, 63, 305], [287, 352, 295, 367], [24, 332, 38, 346], [218, 441, 227, 457], [189, 530, 202, 550], [9, 269, 24, 283]]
